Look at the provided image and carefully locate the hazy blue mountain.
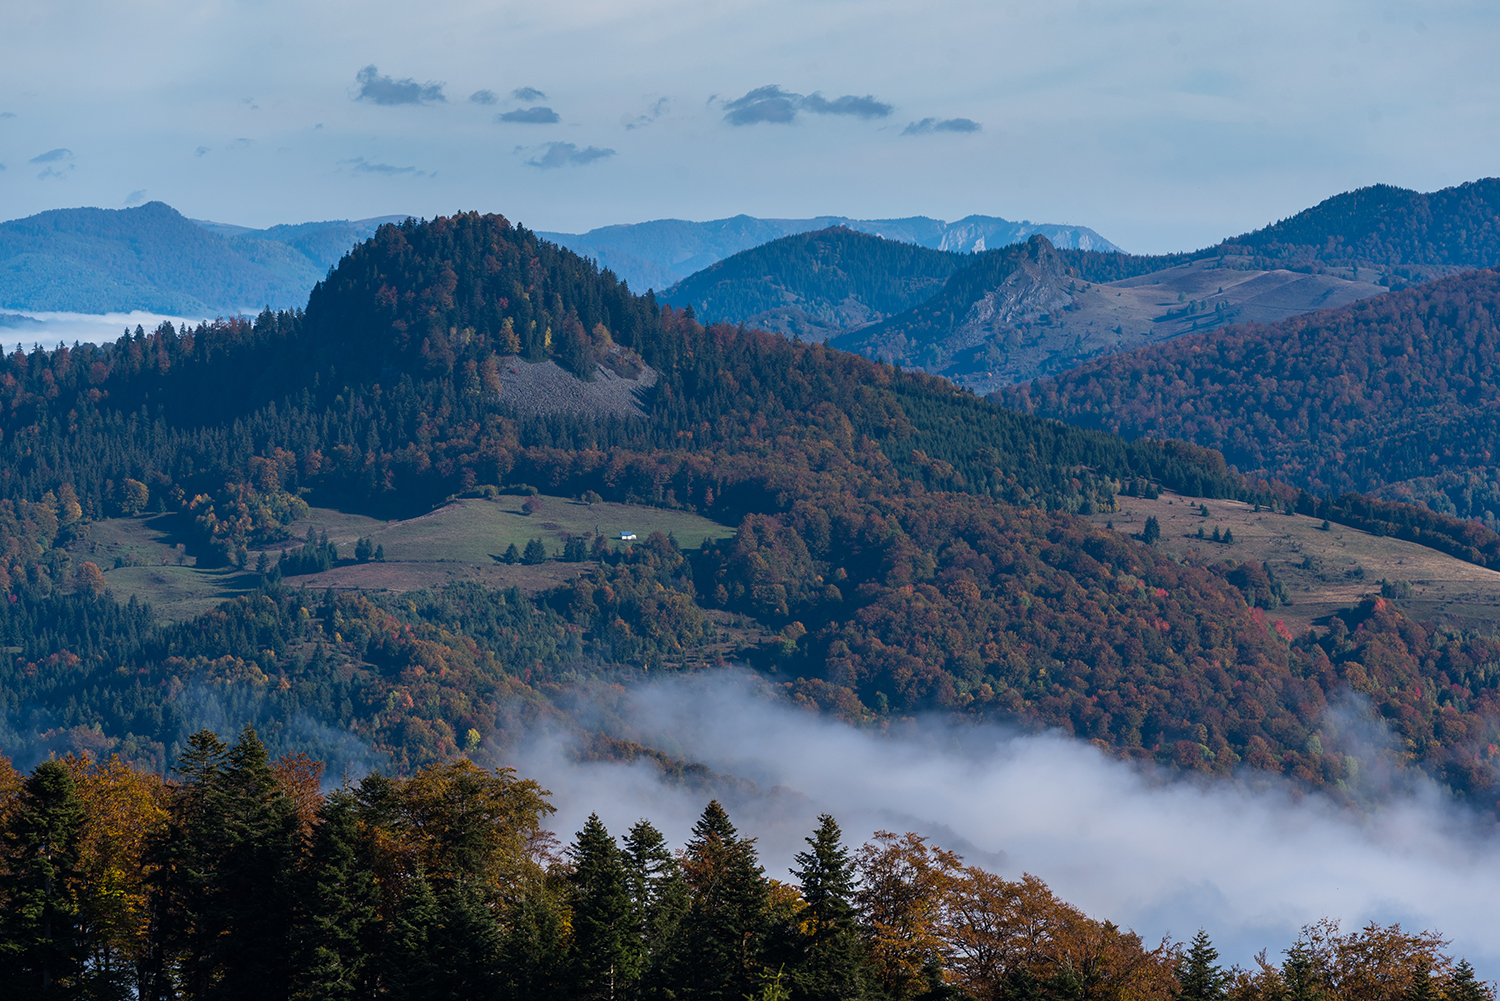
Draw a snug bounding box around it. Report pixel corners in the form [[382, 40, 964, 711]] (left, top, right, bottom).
[[0, 202, 408, 315], [659, 226, 969, 341], [538, 213, 1121, 291]]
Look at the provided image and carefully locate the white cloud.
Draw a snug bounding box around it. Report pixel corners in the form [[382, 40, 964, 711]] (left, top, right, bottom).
[[506, 671, 1500, 981]]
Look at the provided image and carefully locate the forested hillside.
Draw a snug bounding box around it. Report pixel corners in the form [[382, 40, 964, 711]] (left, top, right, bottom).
[[4, 738, 1486, 1001], [996, 267, 1500, 524], [2, 212, 1499, 812], [659, 227, 966, 340], [829, 178, 1500, 392]]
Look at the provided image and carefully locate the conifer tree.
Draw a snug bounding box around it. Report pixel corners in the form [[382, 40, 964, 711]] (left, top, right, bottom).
[[207, 726, 302, 1001], [787, 814, 866, 1001], [674, 800, 770, 1001], [381, 872, 442, 1001], [1281, 939, 1323, 1001], [291, 790, 379, 1001], [1177, 929, 1226, 1001], [567, 813, 641, 1000], [1445, 961, 1487, 1001], [498, 894, 568, 1001], [623, 819, 690, 997], [0, 760, 86, 997], [430, 881, 503, 1000]]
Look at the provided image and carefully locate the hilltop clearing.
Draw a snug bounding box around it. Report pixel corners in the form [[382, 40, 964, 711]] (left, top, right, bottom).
[[1088, 491, 1500, 636]]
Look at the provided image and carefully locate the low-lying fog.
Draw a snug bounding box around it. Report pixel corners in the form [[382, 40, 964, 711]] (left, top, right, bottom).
[[2, 309, 217, 351], [506, 670, 1499, 979]]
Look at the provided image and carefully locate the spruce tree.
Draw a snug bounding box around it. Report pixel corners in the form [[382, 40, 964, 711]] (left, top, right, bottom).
[[1281, 939, 1323, 1001], [567, 813, 641, 1000], [623, 819, 690, 998], [498, 894, 568, 1001], [673, 800, 770, 1001], [291, 791, 380, 1001], [431, 881, 503, 1000], [1446, 961, 1486, 1001], [787, 814, 866, 1001], [1177, 929, 1226, 1001], [0, 760, 86, 998], [205, 726, 302, 1001], [381, 873, 442, 1001]]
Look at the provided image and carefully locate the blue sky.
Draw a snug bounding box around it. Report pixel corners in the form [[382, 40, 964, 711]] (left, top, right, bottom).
[[1, 0, 1497, 253]]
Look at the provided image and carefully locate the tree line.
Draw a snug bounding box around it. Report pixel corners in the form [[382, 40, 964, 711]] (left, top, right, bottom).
[[0, 733, 1489, 1001]]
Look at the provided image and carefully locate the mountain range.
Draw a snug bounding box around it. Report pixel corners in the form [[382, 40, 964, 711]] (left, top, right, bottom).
[[0, 202, 404, 315], [810, 178, 1500, 390], [538, 212, 1120, 291]]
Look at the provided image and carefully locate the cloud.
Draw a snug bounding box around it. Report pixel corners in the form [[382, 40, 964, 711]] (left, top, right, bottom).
[[723, 85, 801, 125], [503, 671, 1500, 980], [723, 85, 894, 126], [625, 97, 670, 131], [801, 93, 893, 119], [469, 89, 498, 105], [124, 189, 147, 206], [30, 148, 72, 164], [511, 86, 547, 101], [902, 117, 983, 135], [195, 146, 210, 157], [0, 112, 14, 120], [523, 142, 615, 169], [339, 155, 429, 177], [498, 106, 561, 124], [353, 64, 445, 106]]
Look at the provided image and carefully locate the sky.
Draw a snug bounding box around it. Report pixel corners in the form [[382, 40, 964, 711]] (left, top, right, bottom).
[[1, 0, 1497, 252]]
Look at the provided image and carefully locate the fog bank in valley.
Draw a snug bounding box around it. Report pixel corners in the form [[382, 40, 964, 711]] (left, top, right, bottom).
[[506, 670, 1500, 980]]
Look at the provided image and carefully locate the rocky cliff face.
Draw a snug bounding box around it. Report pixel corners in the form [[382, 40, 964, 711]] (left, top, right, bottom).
[[941, 236, 1076, 354]]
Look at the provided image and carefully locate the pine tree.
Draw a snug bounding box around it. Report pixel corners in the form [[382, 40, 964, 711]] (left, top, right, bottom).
[[1143, 516, 1161, 545], [0, 760, 86, 998], [1177, 929, 1226, 1001], [567, 814, 641, 1000], [523, 538, 549, 565], [787, 814, 866, 1001], [673, 800, 770, 1001]]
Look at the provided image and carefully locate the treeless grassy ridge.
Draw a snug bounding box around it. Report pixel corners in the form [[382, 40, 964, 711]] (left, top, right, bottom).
[[1088, 492, 1500, 635]]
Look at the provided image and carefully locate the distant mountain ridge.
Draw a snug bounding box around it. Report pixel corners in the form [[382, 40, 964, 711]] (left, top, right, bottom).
[[659, 227, 969, 341], [0, 202, 406, 315], [538, 212, 1121, 291], [830, 178, 1500, 391]]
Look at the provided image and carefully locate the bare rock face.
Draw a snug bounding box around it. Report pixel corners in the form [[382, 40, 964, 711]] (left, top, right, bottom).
[[943, 237, 1075, 355]]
